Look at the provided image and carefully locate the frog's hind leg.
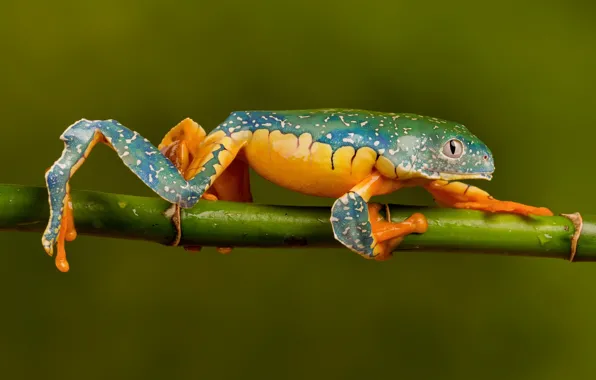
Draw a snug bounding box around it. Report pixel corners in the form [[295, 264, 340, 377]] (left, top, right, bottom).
[[43, 119, 194, 271], [331, 172, 428, 260]]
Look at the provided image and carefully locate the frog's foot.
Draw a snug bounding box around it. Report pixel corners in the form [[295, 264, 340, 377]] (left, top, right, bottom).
[[42, 181, 78, 272], [369, 203, 428, 260], [331, 192, 427, 260], [158, 118, 207, 177], [55, 191, 77, 272], [425, 180, 553, 216]]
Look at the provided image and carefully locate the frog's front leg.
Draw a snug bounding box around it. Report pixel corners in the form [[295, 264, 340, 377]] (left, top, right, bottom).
[[424, 180, 553, 216], [331, 173, 428, 260]]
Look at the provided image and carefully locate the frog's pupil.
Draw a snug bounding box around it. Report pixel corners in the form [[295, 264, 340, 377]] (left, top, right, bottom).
[[449, 140, 456, 154]]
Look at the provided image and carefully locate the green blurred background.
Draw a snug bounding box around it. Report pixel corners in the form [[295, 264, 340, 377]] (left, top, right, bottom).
[[1, 0, 595, 379]]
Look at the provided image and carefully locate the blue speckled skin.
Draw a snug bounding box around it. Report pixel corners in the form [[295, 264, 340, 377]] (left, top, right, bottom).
[[42, 109, 496, 259]]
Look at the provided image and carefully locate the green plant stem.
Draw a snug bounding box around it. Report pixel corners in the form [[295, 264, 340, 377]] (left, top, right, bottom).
[[0, 184, 593, 261]]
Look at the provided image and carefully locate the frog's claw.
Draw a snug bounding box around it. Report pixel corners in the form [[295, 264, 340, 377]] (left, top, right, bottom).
[[330, 173, 428, 260], [424, 180, 553, 216]]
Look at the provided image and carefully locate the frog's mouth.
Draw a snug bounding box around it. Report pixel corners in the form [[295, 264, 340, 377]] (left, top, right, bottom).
[[436, 171, 493, 181]]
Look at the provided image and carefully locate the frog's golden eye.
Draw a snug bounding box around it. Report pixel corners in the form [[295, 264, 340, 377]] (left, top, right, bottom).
[[442, 139, 464, 158]]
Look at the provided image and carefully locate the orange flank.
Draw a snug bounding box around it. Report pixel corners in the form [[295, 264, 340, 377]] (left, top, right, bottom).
[[243, 130, 377, 198]]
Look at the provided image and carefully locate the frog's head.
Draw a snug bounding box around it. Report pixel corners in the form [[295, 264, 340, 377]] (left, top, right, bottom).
[[384, 115, 495, 181]]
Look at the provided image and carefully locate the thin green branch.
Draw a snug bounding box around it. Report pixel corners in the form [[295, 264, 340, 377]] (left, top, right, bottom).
[[0, 184, 593, 261]]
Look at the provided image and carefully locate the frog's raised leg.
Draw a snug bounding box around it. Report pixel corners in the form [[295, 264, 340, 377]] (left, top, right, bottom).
[[42, 119, 248, 271], [330, 172, 428, 260], [424, 180, 553, 216], [158, 119, 252, 252]]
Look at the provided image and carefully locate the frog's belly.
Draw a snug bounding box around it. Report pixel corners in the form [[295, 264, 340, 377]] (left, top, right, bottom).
[[243, 129, 378, 198]]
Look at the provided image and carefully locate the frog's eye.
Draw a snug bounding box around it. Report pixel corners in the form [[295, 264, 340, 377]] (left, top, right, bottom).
[[442, 139, 464, 158]]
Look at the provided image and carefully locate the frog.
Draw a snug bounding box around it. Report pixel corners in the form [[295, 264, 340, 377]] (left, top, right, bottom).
[[42, 109, 553, 271]]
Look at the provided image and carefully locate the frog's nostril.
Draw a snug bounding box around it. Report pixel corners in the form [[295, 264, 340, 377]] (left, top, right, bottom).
[[483, 155, 488, 161]]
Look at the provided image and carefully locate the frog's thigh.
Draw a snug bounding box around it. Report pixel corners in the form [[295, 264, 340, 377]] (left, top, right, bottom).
[[330, 172, 427, 260]]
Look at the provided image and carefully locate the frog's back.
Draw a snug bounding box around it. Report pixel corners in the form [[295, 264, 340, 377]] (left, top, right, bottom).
[[234, 109, 400, 143]]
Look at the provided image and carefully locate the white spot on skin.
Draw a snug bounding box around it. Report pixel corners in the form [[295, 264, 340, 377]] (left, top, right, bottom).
[[136, 160, 141, 165], [125, 133, 138, 143], [374, 141, 380, 146], [339, 116, 350, 127], [326, 133, 332, 139]]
